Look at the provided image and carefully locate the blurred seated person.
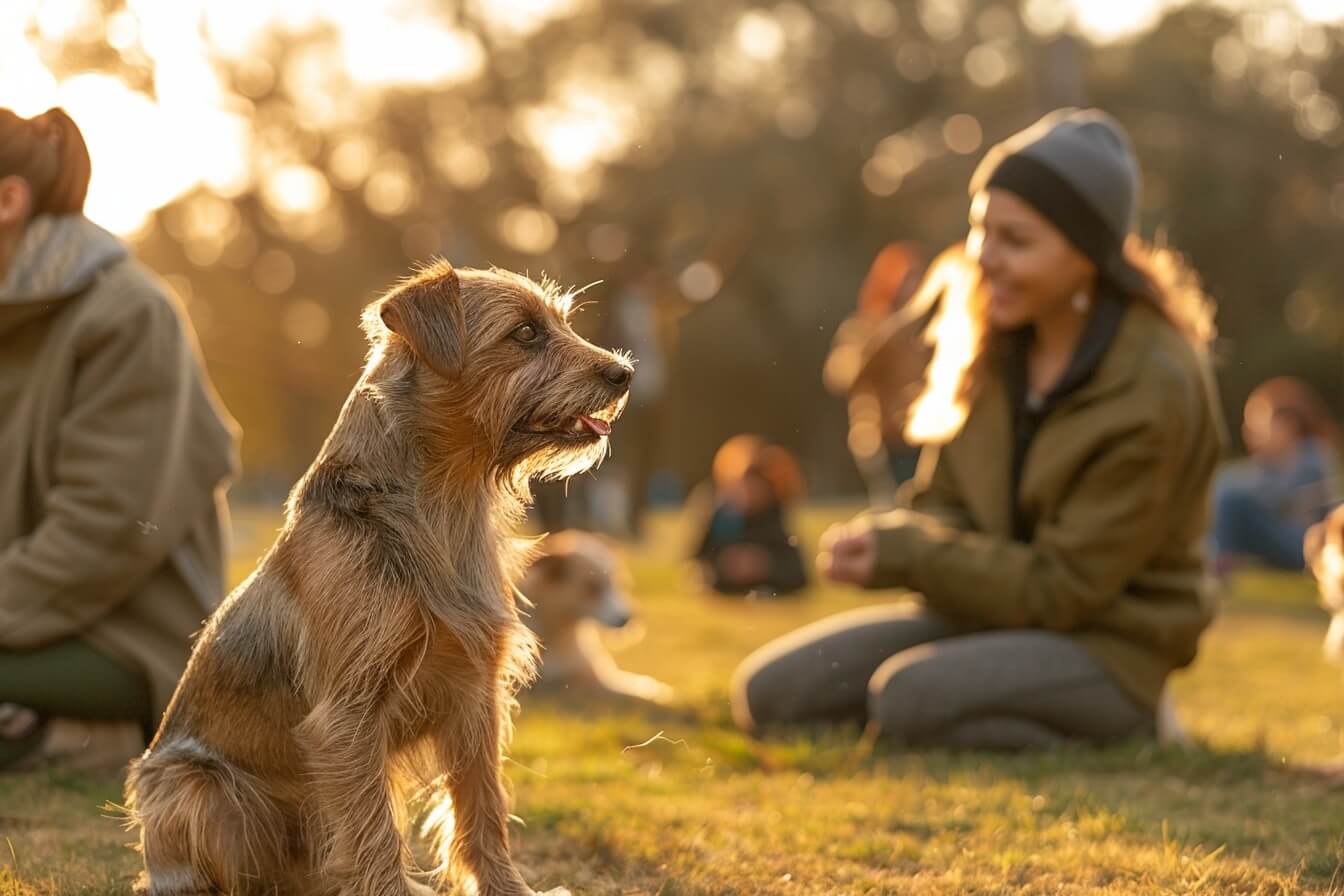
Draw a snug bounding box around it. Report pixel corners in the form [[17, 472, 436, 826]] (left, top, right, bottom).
[[732, 109, 1223, 750], [0, 107, 238, 770], [1211, 377, 1342, 574], [688, 435, 808, 597], [823, 242, 931, 510]]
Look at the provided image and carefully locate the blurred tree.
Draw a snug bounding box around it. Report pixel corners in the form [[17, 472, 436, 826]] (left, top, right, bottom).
[[24, 0, 1344, 497]]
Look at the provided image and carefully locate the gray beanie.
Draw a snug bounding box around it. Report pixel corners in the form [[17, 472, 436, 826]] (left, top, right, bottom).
[[969, 108, 1140, 276]]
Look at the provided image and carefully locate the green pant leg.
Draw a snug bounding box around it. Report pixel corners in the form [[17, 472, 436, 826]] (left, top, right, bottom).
[[0, 721, 43, 767], [0, 637, 152, 724]]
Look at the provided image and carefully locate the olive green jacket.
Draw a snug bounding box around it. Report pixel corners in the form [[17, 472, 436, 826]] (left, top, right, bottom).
[[869, 303, 1225, 708]]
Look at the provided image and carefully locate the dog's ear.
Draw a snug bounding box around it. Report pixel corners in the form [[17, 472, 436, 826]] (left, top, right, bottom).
[[378, 264, 466, 379], [532, 553, 571, 583]]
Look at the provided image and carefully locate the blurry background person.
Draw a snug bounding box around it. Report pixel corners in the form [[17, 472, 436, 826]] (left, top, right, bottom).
[[0, 107, 238, 770], [593, 266, 669, 539], [734, 109, 1224, 750], [689, 435, 808, 597], [1210, 376, 1342, 575], [533, 266, 669, 540], [823, 242, 932, 510]]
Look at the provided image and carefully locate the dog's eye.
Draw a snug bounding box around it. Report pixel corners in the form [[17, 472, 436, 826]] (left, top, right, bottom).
[[511, 323, 540, 344]]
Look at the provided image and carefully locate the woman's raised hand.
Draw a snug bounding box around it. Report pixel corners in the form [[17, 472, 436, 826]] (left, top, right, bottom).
[[818, 517, 878, 587]]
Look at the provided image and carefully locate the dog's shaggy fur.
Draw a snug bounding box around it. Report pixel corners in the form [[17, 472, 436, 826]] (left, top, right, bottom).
[[519, 531, 674, 707], [124, 262, 632, 896]]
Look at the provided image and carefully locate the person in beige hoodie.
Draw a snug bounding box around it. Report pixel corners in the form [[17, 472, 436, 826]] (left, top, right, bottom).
[[0, 107, 239, 769]]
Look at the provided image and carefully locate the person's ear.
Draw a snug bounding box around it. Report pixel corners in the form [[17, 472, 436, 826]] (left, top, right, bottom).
[[0, 176, 34, 228]]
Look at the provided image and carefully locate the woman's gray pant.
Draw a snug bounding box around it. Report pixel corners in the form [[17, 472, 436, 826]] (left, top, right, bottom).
[[731, 604, 1154, 750]]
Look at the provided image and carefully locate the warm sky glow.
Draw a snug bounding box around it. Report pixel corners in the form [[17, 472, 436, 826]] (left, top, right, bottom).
[[0, 0, 1339, 236], [522, 81, 640, 175], [0, 0, 539, 234], [1295, 0, 1344, 21], [1073, 0, 1169, 43]]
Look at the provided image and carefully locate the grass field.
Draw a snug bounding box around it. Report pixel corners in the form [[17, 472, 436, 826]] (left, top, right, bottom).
[[3, 505, 1343, 895]]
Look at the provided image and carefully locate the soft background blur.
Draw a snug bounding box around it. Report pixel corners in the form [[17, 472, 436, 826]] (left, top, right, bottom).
[[3, 0, 1343, 501]]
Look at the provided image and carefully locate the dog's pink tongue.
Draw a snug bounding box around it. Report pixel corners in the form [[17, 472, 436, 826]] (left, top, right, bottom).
[[578, 415, 611, 436]]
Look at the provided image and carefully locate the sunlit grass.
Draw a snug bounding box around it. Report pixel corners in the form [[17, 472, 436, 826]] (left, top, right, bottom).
[[2, 505, 1342, 895]]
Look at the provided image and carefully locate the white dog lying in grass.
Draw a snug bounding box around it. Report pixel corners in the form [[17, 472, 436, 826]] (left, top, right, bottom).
[[519, 530, 675, 708]]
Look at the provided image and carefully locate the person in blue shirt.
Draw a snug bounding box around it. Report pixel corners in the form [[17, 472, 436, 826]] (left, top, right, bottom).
[[1211, 376, 1342, 574], [690, 435, 808, 597]]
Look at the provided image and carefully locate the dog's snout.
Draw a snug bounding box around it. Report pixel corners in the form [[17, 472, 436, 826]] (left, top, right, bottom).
[[602, 362, 633, 389]]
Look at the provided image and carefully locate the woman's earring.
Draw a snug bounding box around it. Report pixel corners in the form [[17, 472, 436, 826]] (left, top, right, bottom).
[[1072, 290, 1091, 314]]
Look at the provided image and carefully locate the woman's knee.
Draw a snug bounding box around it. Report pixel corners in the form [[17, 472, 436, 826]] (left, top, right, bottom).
[[730, 637, 822, 731], [866, 644, 947, 743], [730, 604, 924, 729], [729, 649, 775, 732]]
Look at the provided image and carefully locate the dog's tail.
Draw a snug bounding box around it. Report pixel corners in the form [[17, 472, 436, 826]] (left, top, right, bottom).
[[124, 739, 287, 895]]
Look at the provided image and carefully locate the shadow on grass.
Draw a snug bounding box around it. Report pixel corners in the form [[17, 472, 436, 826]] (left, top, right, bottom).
[[508, 675, 1342, 889]]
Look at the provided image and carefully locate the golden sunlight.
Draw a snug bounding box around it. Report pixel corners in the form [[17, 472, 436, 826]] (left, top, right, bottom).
[[2, 0, 1340, 237], [499, 205, 559, 255], [522, 83, 638, 176], [1069, 0, 1342, 43], [1295, 0, 1344, 21], [464, 0, 589, 38], [0, 0, 500, 235], [734, 10, 787, 62], [261, 165, 330, 219], [903, 248, 985, 446], [1072, 0, 1167, 44]]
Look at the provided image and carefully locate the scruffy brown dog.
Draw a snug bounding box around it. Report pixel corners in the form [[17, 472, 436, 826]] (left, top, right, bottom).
[[124, 262, 632, 896]]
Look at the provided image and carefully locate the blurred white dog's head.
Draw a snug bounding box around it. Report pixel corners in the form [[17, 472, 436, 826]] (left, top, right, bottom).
[[520, 530, 634, 634]]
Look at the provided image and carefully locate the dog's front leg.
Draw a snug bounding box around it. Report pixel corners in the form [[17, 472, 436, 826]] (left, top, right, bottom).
[[430, 690, 534, 896], [300, 698, 422, 896]]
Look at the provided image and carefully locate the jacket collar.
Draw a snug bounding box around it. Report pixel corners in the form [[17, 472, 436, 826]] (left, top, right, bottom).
[[950, 300, 1171, 536]]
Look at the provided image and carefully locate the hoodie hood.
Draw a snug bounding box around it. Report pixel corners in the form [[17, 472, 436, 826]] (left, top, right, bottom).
[[0, 214, 128, 334]]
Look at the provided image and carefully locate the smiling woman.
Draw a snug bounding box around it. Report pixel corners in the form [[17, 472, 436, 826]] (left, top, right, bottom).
[[734, 109, 1226, 754]]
